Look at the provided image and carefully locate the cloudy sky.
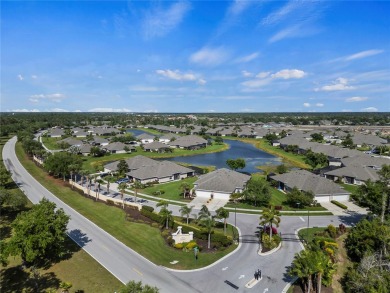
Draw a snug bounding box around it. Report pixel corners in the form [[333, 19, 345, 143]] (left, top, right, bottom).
[[2, 0, 389, 113]]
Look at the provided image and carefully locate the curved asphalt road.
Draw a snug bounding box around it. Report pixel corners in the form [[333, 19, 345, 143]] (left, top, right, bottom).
[[3, 136, 365, 293]]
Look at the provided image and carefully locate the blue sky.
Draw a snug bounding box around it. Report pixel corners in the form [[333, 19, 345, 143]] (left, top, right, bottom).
[[2, 0, 389, 113]]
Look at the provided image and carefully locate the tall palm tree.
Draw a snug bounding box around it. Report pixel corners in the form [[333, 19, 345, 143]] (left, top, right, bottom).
[[179, 205, 193, 224], [156, 200, 169, 210], [289, 249, 316, 293], [197, 204, 211, 221], [79, 170, 89, 187], [159, 207, 173, 229], [215, 207, 229, 235], [132, 181, 143, 203], [118, 182, 128, 209], [200, 216, 216, 249], [259, 206, 281, 238], [312, 250, 330, 293]]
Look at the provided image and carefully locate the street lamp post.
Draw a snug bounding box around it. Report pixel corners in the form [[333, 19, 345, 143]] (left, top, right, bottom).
[[307, 210, 310, 241]]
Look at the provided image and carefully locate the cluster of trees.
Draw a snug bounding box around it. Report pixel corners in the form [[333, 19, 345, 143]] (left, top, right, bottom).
[[242, 176, 271, 207], [44, 152, 83, 180], [285, 187, 315, 208], [304, 151, 328, 170], [1, 198, 70, 267], [226, 158, 246, 171]]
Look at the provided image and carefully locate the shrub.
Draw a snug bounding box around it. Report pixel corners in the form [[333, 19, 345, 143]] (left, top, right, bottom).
[[151, 223, 160, 228], [186, 241, 198, 250], [331, 200, 347, 210], [326, 224, 337, 238], [161, 230, 170, 238], [140, 208, 162, 223], [142, 205, 154, 212], [174, 243, 184, 249], [275, 205, 283, 210], [166, 236, 174, 246], [106, 199, 114, 206]]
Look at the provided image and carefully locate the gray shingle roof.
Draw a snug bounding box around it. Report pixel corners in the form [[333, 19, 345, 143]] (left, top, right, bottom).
[[169, 135, 207, 148], [127, 161, 193, 180], [325, 166, 380, 182], [270, 169, 348, 195], [104, 155, 158, 172], [195, 168, 251, 193], [143, 141, 171, 150]]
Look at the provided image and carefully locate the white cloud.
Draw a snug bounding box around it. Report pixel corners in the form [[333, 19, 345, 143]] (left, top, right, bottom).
[[271, 69, 306, 79], [345, 49, 384, 61], [262, 0, 302, 26], [242, 70, 253, 77], [346, 96, 368, 102], [189, 47, 229, 66], [142, 1, 191, 39], [17, 74, 24, 81], [88, 108, 132, 112], [29, 93, 65, 103], [241, 108, 255, 112], [315, 103, 324, 107], [197, 78, 207, 85], [315, 78, 355, 91], [303, 103, 311, 107], [50, 108, 69, 112], [156, 69, 206, 85], [235, 52, 259, 63], [31, 75, 38, 79], [256, 71, 271, 78], [9, 109, 40, 112], [156, 69, 196, 81], [129, 86, 159, 92], [241, 78, 272, 88], [361, 107, 378, 112], [227, 0, 254, 17]]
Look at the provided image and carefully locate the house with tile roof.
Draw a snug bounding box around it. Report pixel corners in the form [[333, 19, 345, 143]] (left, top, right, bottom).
[[194, 168, 251, 200], [143, 141, 172, 153]]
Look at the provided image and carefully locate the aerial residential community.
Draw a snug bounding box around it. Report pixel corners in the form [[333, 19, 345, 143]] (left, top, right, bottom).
[[2, 1, 390, 293]]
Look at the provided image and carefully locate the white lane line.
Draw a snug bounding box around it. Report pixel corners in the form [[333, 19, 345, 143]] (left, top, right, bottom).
[[299, 217, 305, 222], [222, 267, 228, 271]]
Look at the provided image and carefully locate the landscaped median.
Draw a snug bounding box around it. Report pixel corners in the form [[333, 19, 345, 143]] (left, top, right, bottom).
[[15, 142, 238, 270]]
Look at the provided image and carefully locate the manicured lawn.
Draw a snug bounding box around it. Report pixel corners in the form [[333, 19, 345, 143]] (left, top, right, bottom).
[[340, 183, 359, 194], [298, 227, 327, 244], [16, 142, 238, 269], [41, 136, 62, 150], [141, 177, 198, 202]]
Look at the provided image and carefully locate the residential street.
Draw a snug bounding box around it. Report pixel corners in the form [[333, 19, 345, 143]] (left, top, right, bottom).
[[3, 136, 366, 292]]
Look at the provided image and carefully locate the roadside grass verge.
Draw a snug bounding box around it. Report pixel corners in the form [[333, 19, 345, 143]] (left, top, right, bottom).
[[340, 183, 358, 194], [41, 136, 62, 150], [1, 136, 122, 293], [15, 142, 237, 269]]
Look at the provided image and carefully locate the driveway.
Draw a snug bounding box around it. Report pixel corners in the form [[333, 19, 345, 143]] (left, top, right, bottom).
[[321, 201, 368, 216]]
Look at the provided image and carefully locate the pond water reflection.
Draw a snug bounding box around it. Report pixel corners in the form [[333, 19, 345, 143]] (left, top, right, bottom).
[[127, 130, 281, 174]]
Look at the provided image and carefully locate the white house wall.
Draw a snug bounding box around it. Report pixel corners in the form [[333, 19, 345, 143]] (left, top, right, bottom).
[[196, 190, 231, 200]]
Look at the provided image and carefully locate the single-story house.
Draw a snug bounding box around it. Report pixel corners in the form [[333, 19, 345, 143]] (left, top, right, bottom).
[[47, 128, 65, 138], [137, 133, 155, 144], [269, 169, 350, 202], [143, 141, 172, 153], [57, 137, 83, 147], [78, 144, 93, 156], [158, 134, 181, 144], [126, 161, 194, 184], [324, 165, 380, 185], [193, 168, 251, 200], [169, 135, 207, 150], [103, 155, 158, 173], [103, 142, 128, 154]]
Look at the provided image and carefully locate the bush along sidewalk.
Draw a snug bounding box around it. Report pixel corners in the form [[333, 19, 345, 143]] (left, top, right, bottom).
[[331, 200, 348, 210]]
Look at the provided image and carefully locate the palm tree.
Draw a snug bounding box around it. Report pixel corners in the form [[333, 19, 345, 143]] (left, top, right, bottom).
[[197, 204, 211, 221], [215, 207, 229, 235], [199, 216, 216, 249], [180, 182, 191, 198], [156, 199, 169, 210], [179, 205, 193, 224], [289, 249, 316, 293], [313, 250, 330, 293], [159, 207, 173, 229], [79, 170, 89, 187], [259, 206, 281, 238], [132, 181, 143, 203], [118, 182, 128, 209]]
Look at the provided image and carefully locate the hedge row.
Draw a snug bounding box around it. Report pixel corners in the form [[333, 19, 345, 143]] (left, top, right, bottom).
[[331, 200, 348, 210]]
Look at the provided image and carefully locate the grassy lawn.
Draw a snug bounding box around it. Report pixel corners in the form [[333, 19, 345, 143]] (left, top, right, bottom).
[[141, 177, 198, 202], [84, 143, 229, 172], [15, 142, 238, 270], [340, 183, 359, 194], [298, 227, 327, 244], [41, 136, 62, 150]]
